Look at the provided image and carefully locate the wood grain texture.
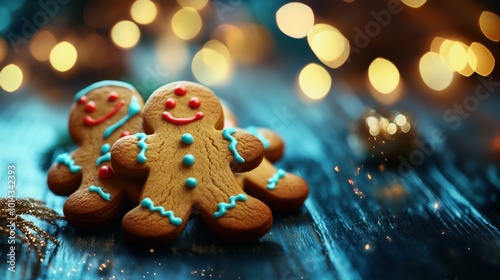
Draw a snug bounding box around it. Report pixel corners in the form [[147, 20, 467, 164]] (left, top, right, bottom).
[[1, 64, 500, 280]]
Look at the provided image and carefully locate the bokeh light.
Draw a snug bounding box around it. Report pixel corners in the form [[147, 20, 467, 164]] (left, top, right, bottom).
[[307, 24, 349, 68], [276, 2, 314, 39], [368, 58, 400, 94], [401, 0, 427, 8], [468, 42, 495, 76], [0, 64, 23, 92], [448, 41, 468, 72], [50, 42, 78, 72], [156, 34, 189, 74], [298, 63, 331, 100], [479, 11, 500, 42], [177, 0, 208, 10], [192, 40, 232, 86], [130, 0, 158, 25], [29, 29, 57, 62], [419, 52, 453, 91], [111, 20, 141, 49], [172, 7, 202, 40], [80, 33, 111, 69]]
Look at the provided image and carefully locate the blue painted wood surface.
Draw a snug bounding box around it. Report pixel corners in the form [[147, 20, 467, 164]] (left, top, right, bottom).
[[1, 64, 500, 280]]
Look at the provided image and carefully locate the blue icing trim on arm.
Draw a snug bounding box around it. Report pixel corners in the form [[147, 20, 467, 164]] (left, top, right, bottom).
[[88, 186, 111, 201], [222, 128, 245, 163], [96, 143, 111, 166], [74, 80, 136, 101], [103, 95, 141, 138], [266, 169, 286, 190], [141, 198, 182, 226], [135, 133, 148, 163], [245, 126, 270, 150], [213, 194, 247, 218], [55, 152, 82, 173]]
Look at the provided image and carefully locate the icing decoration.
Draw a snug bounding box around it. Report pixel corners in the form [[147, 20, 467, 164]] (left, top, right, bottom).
[[103, 95, 141, 138], [183, 154, 195, 166], [222, 128, 245, 163], [141, 198, 182, 226], [189, 97, 201, 109], [84, 100, 125, 126], [185, 177, 197, 188], [162, 111, 204, 125], [213, 194, 247, 218], [174, 85, 187, 96], [245, 126, 270, 150], [166, 98, 176, 109], [120, 131, 131, 138], [78, 96, 87, 104], [108, 92, 119, 102], [55, 152, 82, 173], [135, 133, 148, 163], [96, 144, 111, 166], [266, 169, 286, 190], [74, 80, 135, 101], [85, 101, 96, 113], [89, 186, 111, 201], [181, 133, 194, 144], [98, 166, 114, 179]]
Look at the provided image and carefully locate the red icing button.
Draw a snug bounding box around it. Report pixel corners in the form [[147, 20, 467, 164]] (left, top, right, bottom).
[[108, 92, 119, 102], [85, 101, 96, 112], [174, 85, 187, 96], [189, 97, 201, 109], [99, 166, 114, 179], [78, 96, 87, 104], [166, 98, 176, 109], [120, 131, 131, 138]]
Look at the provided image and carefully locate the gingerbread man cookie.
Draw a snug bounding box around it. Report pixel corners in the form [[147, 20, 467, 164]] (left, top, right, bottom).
[[47, 80, 144, 227], [222, 104, 309, 213], [111, 81, 272, 244]]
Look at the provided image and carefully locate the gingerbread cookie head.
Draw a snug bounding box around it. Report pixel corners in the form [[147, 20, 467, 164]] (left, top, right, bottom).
[[69, 80, 143, 144], [142, 82, 224, 134]]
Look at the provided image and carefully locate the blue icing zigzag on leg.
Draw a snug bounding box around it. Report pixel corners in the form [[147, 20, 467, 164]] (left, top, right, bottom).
[[266, 169, 286, 190], [55, 152, 82, 173], [222, 128, 245, 163], [88, 186, 111, 201], [103, 95, 141, 139], [74, 80, 136, 101], [141, 198, 182, 226], [213, 194, 247, 218]]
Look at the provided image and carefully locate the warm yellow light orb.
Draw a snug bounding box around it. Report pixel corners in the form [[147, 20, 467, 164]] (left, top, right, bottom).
[[276, 2, 315, 39], [419, 52, 453, 91], [131, 0, 158, 25], [298, 63, 331, 100], [401, 0, 427, 8], [479, 11, 500, 42], [111, 20, 141, 49], [0, 64, 23, 92], [49, 41, 78, 72], [171, 8, 202, 40], [368, 58, 400, 94], [468, 42, 495, 76]]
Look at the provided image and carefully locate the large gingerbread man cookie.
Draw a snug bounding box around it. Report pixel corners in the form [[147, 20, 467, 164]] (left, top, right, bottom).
[[111, 81, 272, 244], [222, 103, 309, 213], [47, 80, 144, 227]]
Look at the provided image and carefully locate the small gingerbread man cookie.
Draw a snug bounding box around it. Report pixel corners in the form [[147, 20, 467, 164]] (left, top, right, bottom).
[[222, 103, 309, 213], [47, 80, 144, 227], [111, 81, 272, 244]]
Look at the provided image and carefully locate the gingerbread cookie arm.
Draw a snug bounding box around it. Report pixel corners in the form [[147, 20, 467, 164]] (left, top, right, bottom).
[[222, 128, 264, 173], [245, 127, 284, 162], [111, 134, 150, 179], [47, 153, 83, 196]]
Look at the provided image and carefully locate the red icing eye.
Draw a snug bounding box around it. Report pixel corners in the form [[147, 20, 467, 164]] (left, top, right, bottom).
[[78, 96, 87, 104], [108, 92, 119, 102], [189, 97, 201, 109], [174, 85, 187, 96], [166, 98, 176, 109], [85, 101, 96, 112]]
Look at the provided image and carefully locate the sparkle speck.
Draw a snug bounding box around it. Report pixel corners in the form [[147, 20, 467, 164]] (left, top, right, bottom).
[[365, 244, 371, 250], [367, 173, 372, 180], [434, 202, 439, 210], [334, 166, 339, 172]]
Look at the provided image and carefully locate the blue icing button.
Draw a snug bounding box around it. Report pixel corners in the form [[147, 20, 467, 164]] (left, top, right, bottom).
[[185, 177, 198, 188], [181, 133, 194, 145], [183, 154, 195, 167]]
